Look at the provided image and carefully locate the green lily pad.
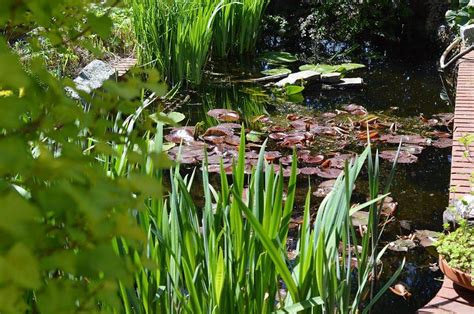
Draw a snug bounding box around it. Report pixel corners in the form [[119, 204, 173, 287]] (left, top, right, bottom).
[[299, 63, 365, 74], [261, 68, 292, 76], [299, 64, 338, 74], [337, 63, 366, 72], [246, 130, 265, 143], [285, 85, 305, 95], [167, 112, 186, 124]]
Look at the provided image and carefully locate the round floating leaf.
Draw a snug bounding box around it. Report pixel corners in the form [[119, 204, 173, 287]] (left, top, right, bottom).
[[260, 68, 292, 76], [299, 64, 338, 74], [285, 85, 304, 95], [336, 63, 366, 72], [167, 111, 186, 124]]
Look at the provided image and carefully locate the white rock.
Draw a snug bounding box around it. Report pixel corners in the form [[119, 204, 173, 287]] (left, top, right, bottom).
[[66, 60, 116, 99], [335, 77, 364, 87]]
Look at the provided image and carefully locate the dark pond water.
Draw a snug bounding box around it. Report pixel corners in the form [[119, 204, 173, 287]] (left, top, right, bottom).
[[177, 44, 451, 312]]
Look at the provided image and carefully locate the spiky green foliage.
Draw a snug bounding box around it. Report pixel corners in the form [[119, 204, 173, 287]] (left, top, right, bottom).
[[130, 0, 270, 84], [130, 0, 224, 85], [111, 126, 404, 313], [213, 0, 270, 58]]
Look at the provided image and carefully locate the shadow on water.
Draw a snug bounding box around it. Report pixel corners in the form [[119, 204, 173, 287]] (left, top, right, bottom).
[[176, 42, 451, 312]]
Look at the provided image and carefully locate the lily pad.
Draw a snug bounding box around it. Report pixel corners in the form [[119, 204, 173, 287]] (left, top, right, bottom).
[[313, 179, 337, 198], [285, 85, 305, 95], [379, 150, 418, 164], [315, 167, 342, 179], [299, 63, 365, 74], [300, 167, 319, 176], [167, 111, 186, 124], [165, 127, 195, 144], [351, 211, 369, 227], [388, 239, 416, 252], [207, 109, 240, 122], [299, 64, 338, 74], [431, 137, 452, 149], [380, 134, 430, 146], [261, 68, 292, 76], [413, 229, 440, 247]]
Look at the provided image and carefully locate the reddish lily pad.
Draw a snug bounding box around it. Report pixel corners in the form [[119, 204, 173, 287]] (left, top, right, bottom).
[[165, 127, 195, 144], [300, 167, 319, 175], [203, 135, 225, 145], [379, 150, 418, 164], [315, 167, 342, 179], [313, 179, 337, 197], [299, 154, 324, 164], [282, 167, 301, 177], [203, 127, 233, 137], [413, 229, 440, 247], [265, 151, 282, 162], [431, 137, 452, 149], [269, 132, 287, 141], [218, 123, 242, 130], [280, 155, 293, 165], [207, 109, 240, 122], [224, 135, 241, 146], [343, 104, 368, 115], [281, 134, 306, 146], [380, 134, 430, 146]]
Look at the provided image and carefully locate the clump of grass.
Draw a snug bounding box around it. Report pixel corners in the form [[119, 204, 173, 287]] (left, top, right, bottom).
[[213, 0, 270, 58], [106, 118, 404, 312], [130, 0, 223, 85], [130, 0, 270, 84]]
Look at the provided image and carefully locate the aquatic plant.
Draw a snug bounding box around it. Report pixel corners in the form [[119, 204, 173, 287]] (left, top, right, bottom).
[[130, 0, 270, 84], [213, 0, 270, 58], [110, 120, 404, 313], [130, 0, 224, 85]]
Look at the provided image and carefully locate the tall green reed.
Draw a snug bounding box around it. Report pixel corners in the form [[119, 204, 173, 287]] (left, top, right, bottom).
[[130, 0, 270, 84], [213, 0, 270, 58], [130, 0, 224, 85], [105, 119, 403, 313]]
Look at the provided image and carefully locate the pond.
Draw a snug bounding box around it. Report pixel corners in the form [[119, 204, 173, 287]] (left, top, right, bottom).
[[174, 42, 450, 313]]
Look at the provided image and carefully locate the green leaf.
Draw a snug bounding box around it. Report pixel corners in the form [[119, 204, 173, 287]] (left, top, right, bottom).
[[167, 111, 186, 124], [299, 64, 337, 74], [275, 297, 324, 313], [5, 243, 41, 289], [215, 249, 225, 306], [261, 68, 292, 76], [232, 190, 300, 302], [87, 13, 113, 39], [285, 85, 304, 95]]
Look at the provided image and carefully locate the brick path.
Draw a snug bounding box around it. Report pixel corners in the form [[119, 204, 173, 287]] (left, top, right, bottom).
[[418, 51, 474, 314]]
